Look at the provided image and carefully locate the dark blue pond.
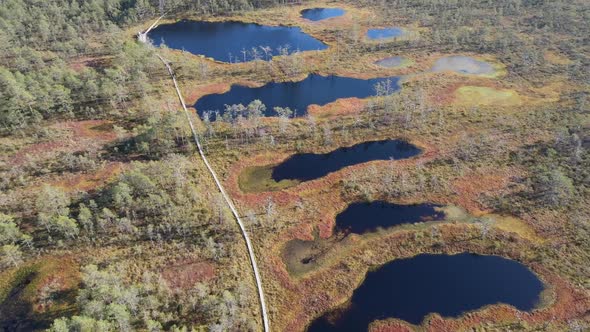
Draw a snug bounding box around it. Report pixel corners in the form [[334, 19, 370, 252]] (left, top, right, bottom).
[[307, 253, 543, 331], [335, 202, 445, 234], [301, 8, 345, 21], [148, 20, 327, 62], [367, 27, 404, 40], [195, 74, 400, 118], [272, 140, 420, 182]]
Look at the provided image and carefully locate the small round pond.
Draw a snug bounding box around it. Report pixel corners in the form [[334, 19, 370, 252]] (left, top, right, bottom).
[[374, 56, 408, 68], [195, 74, 400, 119], [335, 201, 445, 235], [147, 20, 327, 62], [431, 56, 495, 75], [307, 253, 544, 331], [301, 8, 346, 21], [367, 27, 405, 40]]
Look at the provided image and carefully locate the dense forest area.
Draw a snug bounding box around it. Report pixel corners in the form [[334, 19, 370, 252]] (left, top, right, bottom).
[[0, 0, 290, 133], [0, 0, 588, 331]]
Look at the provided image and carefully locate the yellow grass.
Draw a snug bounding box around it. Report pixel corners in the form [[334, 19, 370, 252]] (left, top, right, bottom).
[[490, 215, 545, 244], [455, 86, 522, 106], [544, 51, 573, 65]]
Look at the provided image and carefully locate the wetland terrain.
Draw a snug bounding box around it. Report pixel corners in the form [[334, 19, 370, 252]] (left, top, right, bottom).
[[0, 0, 588, 332]]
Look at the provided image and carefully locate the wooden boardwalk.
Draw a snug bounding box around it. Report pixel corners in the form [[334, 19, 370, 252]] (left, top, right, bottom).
[[138, 28, 271, 330]]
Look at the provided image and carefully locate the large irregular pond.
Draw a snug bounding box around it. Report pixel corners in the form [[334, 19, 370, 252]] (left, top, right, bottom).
[[239, 139, 419, 193], [431, 56, 495, 75], [307, 253, 543, 331], [195, 74, 400, 118], [147, 20, 327, 62], [301, 8, 346, 21], [335, 201, 445, 235]]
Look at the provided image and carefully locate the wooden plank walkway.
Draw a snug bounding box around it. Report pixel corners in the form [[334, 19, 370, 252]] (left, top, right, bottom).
[[138, 35, 271, 330]]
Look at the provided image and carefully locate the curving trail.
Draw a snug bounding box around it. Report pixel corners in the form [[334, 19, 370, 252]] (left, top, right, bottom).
[[139, 26, 271, 331]]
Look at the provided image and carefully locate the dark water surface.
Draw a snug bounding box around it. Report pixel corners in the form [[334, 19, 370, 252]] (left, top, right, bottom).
[[307, 253, 543, 331], [367, 27, 404, 40], [334, 201, 445, 234], [195, 74, 400, 118], [148, 20, 327, 62], [271, 139, 420, 182], [301, 8, 345, 21]]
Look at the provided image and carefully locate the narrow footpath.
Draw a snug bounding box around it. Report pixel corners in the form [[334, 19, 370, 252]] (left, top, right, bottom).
[[139, 35, 271, 330]]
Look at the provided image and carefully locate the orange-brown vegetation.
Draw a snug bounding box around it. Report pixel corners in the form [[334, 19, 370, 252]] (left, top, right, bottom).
[[451, 167, 522, 214], [7, 120, 119, 167], [160, 260, 216, 292], [49, 161, 125, 193]]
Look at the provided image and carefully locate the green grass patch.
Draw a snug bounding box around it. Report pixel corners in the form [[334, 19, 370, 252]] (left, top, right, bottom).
[[238, 165, 300, 193]]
